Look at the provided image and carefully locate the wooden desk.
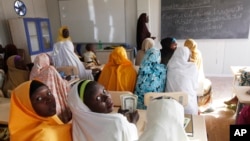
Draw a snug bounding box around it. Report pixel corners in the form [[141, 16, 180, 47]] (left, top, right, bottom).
[[230, 66, 250, 87], [0, 98, 10, 125], [113, 107, 207, 141], [234, 86, 250, 104], [230, 66, 249, 76]]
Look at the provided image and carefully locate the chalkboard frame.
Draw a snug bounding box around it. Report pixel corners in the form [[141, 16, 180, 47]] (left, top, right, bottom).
[[161, 0, 250, 39]]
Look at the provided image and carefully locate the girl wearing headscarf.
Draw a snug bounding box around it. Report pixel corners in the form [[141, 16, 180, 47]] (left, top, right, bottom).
[[139, 98, 190, 141], [166, 47, 199, 115], [30, 53, 71, 123], [134, 47, 167, 109], [67, 80, 138, 141], [3, 44, 18, 73], [3, 55, 29, 97], [184, 39, 213, 112], [98, 47, 137, 92], [9, 80, 72, 141], [52, 26, 94, 80], [160, 37, 177, 66], [136, 13, 155, 50], [135, 38, 155, 66], [184, 39, 205, 81]]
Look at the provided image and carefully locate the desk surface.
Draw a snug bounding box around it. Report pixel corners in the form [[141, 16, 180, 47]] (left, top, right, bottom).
[[231, 66, 250, 76], [113, 107, 207, 141], [234, 86, 250, 104], [0, 98, 10, 125]]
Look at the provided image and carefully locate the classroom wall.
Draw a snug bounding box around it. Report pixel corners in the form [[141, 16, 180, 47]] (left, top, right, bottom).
[[0, 0, 48, 46], [0, 0, 249, 76]]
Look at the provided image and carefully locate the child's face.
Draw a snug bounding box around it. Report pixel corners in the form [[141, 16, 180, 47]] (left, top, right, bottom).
[[90, 45, 95, 51], [85, 83, 114, 113], [30, 85, 56, 117]]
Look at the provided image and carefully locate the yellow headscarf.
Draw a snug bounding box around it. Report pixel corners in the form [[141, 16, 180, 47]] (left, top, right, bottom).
[[184, 39, 202, 70], [57, 26, 72, 42], [98, 47, 137, 92], [9, 80, 72, 141], [184, 39, 198, 61]]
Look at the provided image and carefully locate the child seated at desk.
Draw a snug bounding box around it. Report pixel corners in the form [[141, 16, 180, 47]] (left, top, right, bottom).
[[67, 79, 139, 141], [139, 98, 189, 141], [82, 43, 100, 69], [30, 53, 72, 123], [9, 80, 72, 141]]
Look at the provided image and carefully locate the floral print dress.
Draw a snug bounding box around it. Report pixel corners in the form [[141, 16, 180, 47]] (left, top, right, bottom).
[[134, 47, 167, 109]]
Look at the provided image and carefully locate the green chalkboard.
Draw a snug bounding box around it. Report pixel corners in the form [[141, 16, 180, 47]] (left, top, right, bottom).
[[161, 0, 250, 39]]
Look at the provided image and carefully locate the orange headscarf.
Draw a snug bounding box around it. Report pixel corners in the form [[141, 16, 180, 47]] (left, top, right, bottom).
[[98, 47, 137, 92], [9, 80, 72, 141]]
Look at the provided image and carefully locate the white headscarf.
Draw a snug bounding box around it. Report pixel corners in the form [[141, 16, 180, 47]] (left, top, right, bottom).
[[52, 40, 93, 80], [139, 99, 190, 141], [135, 38, 155, 66], [166, 47, 199, 115], [67, 80, 138, 141]]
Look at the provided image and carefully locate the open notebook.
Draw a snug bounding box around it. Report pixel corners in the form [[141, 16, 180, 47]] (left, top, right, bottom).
[[184, 114, 194, 137]]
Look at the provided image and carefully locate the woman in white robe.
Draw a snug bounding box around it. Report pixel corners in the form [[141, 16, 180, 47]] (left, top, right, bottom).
[[166, 47, 199, 115], [52, 26, 93, 80], [67, 80, 138, 141], [139, 98, 189, 141]]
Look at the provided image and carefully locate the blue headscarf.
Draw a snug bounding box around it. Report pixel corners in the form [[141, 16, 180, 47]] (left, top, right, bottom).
[[134, 47, 167, 109]]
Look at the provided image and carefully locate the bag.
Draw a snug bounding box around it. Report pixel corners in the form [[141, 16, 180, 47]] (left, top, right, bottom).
[[239, 70, 250, 86]]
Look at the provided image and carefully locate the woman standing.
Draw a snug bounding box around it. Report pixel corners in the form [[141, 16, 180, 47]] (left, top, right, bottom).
[[136, 13, 155, 50]]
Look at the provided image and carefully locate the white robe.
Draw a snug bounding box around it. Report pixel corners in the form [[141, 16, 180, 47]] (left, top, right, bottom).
[[67, 81, 138, 141], [166, 47, 199, 115], [52, 40, 93, 80], [139, 99, 190, 141]]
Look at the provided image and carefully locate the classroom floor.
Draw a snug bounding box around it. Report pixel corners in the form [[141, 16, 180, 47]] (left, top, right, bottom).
[[201, 77, 236, 141]]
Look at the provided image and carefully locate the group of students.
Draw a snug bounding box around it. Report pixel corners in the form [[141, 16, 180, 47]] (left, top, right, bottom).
[[8, 78, 190, 141], [134, 36, 213, 115], [2, 22, 194, 140], [135, 13, 212, 114]]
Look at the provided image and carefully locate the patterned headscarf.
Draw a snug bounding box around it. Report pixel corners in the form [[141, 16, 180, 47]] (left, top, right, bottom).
[[135, 47, 167, 109]]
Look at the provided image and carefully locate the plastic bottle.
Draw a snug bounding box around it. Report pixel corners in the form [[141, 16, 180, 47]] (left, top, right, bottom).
[[98, 40, 102, 50]]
